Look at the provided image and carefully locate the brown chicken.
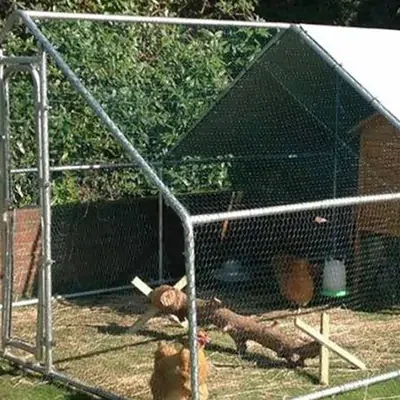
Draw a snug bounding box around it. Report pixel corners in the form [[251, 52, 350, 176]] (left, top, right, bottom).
[[273, 254, 316, 312], [150, 331, 211, 400]]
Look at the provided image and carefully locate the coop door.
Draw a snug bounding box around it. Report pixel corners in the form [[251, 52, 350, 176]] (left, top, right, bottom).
[[0, 58, 48, 363]]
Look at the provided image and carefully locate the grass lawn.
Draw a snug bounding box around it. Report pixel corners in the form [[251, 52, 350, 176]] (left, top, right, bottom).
[[0, 359, 399, 399], [0, 360, 91, 400]]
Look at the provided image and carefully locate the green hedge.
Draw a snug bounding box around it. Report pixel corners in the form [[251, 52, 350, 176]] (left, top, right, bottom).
[[2, 0, 271, 206]]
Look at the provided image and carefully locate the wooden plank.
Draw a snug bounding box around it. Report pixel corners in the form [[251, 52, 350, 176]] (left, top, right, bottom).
[[169, 314, 189, 330], [174, 275, 188, 291], [295, 318, 367, 370], [221, 191, 237, 240], [319, 313, 330, 385], [127, 306, 160, 334], [131, 276, 153, 297]]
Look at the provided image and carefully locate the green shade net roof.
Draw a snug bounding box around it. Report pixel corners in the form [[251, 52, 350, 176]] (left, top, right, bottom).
[[160, 26, 394, 215], [166, 27, 375, 161]]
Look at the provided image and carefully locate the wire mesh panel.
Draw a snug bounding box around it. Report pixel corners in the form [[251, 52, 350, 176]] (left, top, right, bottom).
[[28, 21, 279, 399], [41, 82, 167, 397], [190, 202, 400, 399], [49, 171, 163, 399]]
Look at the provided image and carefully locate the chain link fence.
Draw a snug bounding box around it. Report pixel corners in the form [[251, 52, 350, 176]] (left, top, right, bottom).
[[1, 15, 400, 400]]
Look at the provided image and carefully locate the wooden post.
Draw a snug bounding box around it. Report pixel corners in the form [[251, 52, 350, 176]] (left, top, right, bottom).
[[295, 317, 366, 370], [319, 312, 330, 385]]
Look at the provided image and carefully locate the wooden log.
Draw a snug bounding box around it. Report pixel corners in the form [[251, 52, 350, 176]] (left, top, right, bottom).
[[128, 276, 189, 333], [150, 285, 320, 367]]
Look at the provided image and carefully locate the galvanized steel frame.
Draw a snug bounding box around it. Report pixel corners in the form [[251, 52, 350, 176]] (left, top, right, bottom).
[[0, 59, 48, 364], [0, 9, 398, 400]]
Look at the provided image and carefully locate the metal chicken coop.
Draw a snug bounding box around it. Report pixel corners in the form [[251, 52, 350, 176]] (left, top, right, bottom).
[[1, 10, 400, 400]]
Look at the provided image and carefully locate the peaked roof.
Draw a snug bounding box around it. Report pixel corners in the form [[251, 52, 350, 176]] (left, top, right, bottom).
[[168, 24, 400, 159], [299, 24, 400, 126]]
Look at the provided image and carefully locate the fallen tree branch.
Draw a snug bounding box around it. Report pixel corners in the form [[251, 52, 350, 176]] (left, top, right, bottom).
[[149, 285, 320, 367]]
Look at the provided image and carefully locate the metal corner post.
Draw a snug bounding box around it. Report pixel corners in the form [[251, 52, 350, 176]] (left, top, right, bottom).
[[33, 51, 45, 363], [0, 51, 13, 351], [0, 48, 8, 349], [38, 48, 53, 373], [182, 217, 200, 400], [158, 166, 164, 283]]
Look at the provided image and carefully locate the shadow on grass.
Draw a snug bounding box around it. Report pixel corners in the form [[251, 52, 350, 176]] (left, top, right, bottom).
[[54, 322, 317, 384], [54, 323, 186, 365], [61, 394, 94, 400]]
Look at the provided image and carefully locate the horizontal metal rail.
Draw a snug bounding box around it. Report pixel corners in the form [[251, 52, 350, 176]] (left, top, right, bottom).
[[10, 151, 333, 175], [191, 192, 400, 225], [0, 278, 175, 310], [10, 162, 137, 174], [5, 338, 37, 355], [291, 370, 400, 400], [0, 56, 41, 65], [22, 10, 290, 29]]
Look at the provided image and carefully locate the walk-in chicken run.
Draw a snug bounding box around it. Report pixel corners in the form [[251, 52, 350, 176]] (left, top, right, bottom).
[[2, 11, 400, 400]]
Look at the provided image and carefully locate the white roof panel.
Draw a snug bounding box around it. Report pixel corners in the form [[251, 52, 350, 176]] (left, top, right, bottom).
[[298, 24, 400, 127]]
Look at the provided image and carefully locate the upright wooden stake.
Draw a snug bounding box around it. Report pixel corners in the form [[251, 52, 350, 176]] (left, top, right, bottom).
[[319, 312, 330, 385], [295, 318, 366, 370]]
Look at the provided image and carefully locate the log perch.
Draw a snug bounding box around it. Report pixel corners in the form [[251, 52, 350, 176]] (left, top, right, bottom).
[[149, 285, 320, 367]]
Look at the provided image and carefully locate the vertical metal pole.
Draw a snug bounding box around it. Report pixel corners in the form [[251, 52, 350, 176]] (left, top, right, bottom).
[[183, 220, 199, 400], [0, 49, 7, 350], [8, 208, 15, 330], [38, 49, 53, 372], [158, 166, 163, 283], [34, 55, 45, 363], [331, 74, 340, 257], [0, 53, 13, 350]]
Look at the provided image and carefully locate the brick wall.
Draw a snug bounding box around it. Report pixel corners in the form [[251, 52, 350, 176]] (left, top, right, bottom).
[[0, 208, 42, 296], [13, 208, 42, 295]]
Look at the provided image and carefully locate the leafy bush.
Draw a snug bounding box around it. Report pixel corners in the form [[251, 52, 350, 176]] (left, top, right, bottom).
[[2, 0, 272, 205]]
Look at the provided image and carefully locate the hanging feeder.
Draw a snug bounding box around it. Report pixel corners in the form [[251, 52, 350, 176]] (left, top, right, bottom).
[[321, 258, 348, 298]]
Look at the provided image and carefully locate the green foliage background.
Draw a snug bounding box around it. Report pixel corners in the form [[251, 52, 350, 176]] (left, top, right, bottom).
[[1, 0, 273, 206], [1, 0, 398, 206]]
